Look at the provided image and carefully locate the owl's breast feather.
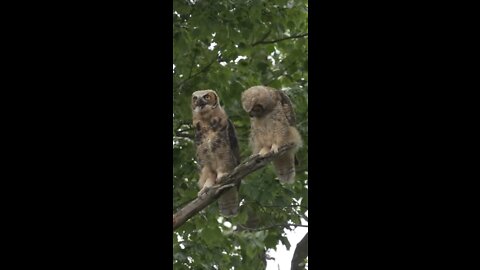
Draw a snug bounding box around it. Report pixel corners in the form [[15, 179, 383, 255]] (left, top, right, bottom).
[[206, 132, 216, 150]]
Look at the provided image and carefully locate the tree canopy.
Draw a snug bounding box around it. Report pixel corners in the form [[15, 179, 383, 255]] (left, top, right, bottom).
[[173, 0, 308, 269]]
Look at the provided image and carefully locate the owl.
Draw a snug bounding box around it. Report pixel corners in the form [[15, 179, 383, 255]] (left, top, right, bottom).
[[241, 86, 302, 184], [191, 90, 241, 216]]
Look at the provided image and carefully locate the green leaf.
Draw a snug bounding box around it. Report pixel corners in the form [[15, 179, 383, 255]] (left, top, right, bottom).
[[256, 61, 269, 72], [280, 236, 291, 250], [287, 20, 295, 29], [269, 80, 282, 89], [264, 232, 279, 249], [252, 238, 265, 249]]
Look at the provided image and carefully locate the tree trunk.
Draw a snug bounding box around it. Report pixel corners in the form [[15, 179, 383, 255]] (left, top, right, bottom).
[[290, 232, 308, 270]]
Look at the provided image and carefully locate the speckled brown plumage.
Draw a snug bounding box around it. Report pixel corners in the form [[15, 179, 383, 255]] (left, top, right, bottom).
[[241, 86, 302, 184], [192, 90, 240, 216]]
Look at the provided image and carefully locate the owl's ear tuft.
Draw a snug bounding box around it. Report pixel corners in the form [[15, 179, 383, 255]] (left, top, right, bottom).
[[212, 92, 219, 108]]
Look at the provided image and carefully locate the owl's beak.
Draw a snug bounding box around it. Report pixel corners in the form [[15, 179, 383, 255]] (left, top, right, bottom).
[[195, 98, 206, 108]]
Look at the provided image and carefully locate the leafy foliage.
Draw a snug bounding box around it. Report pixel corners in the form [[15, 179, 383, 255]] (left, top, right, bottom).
[[173, 0, 308, 269]]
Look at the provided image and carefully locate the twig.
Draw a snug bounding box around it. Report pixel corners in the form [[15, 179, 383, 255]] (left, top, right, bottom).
[[174, 121, 191, 132], [237, 223, 308, 232], [174, 133, 194, 139], [252, 33, 308, 46], [251, 29, 272, 46], [176, 57, 217, 90], [187, 50, 198, 79], [264, 61, 299, 86], [176, 127, 194, 133], [174, 126, 194, 138], [249, 201, 308, 211]]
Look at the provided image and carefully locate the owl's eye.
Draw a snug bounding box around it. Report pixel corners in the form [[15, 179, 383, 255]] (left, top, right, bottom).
[[253, 104, 263, 112], [204, 94, 210, 100], [193, 96, 197, 101]]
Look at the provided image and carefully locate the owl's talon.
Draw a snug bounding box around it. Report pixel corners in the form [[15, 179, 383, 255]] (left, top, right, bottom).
[[258, 148, 270, 157], [216, 172, 228, 183], [215, 183, 236, 195], [197, 186, 210, 197], [270, 144, 279, 154]]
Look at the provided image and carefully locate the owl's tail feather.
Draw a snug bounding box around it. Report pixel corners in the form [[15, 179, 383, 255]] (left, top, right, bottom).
[[218, 187, 239, 217], [273, 151, 296, 184]]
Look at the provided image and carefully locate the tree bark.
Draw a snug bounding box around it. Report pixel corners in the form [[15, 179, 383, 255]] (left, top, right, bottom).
[[173, 143, 295, 231], [290, 232, 308, 270]]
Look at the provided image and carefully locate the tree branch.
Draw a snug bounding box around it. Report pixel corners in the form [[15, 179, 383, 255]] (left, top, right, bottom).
[[175, 57, 217, 90], [249, 200, 308, 211], [173, 121, 191, 134], [173, 143, 296, 231], [237, 223, 308, 232], [174, 126, 194, 139], [174, 133, 194, 139], [264, 61, 299, 86], [250, 29, 272, 46], [188, 49, 198, 79], [252, 33, 308, 46], [299, 212, 308, 222], [291, 232, 308, 270]]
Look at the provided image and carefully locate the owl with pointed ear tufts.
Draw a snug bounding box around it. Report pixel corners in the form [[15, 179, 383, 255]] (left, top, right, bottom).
[[241, 86, 302, 184], [191, 90, 241, 217]]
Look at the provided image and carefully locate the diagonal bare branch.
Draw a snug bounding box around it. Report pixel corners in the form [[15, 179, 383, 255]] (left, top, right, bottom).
[[173, 143, 296, 231]]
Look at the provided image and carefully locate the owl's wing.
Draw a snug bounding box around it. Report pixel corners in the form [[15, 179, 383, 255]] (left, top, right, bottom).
[[193, 124, 205, 168], [227, 119, 241, 166], [277, 91, 300, 166], [277, 91, 296, 126], [218, 119, 241, 217]]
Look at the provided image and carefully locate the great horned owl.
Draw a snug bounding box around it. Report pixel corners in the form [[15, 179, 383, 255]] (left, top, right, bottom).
[[191, 90, 241, 216], [241, 85, 302, 184]]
